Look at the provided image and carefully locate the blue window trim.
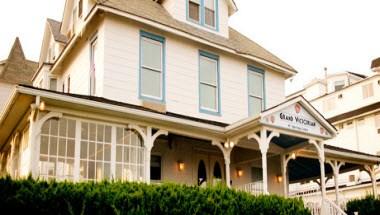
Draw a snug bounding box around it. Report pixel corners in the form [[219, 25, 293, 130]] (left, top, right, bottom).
[[199, 50, 221, 116], [247, 65, 266, 117], [139, 30, 166, 103], [186, 0, 219, 32]]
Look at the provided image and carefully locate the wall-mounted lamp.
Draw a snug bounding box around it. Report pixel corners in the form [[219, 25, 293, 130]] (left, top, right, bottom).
[[291, 152, 296, 160], [178, 161, 185, 171], [276, 175, 283, 183], [224, 141, 234, 149], [236, 168, 243, 177], [39, 101, 46, 111]]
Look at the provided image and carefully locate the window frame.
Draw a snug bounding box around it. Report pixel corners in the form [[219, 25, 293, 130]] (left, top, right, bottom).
[[186, 0, 219, 31], [247, 65, 265, 117], [199, 50, 221, 115], [139, 31, 166, 103]]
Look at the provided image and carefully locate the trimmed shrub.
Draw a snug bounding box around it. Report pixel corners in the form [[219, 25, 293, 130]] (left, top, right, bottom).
[[0, 176, 310, 215], [346, 195, 380, 215]]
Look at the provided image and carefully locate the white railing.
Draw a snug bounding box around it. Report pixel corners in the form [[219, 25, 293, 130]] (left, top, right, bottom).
[[235, 181, 264, 195], [305, 199, 347, 215]]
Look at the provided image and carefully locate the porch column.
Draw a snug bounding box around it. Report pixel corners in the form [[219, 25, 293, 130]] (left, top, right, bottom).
[[327, 160, 345, 206], [212, 140, 233, 188], [28, 104, 38, 177], [281, 153, 296, 197], [249, 128, 279, 194], [310, 140, 326, 210], [364, 165, 378, 198], [9, 134, 18, 178], [129, 125, 168, 184]]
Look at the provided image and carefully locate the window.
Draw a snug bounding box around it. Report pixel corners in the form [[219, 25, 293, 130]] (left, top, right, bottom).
[[140, 31, 165, 102], [39, 118, 76, 180], [49, 78, 57, 91], [334, 80, 345, 91], [78, 0, 83, 17], [188, 0, 200, 22], [204, 0, 216, 27], [199, 51, 219, 114], [90, 36, 98, 96], [80, 122, 112, 181], [150, 155, 161, 181], [115, 128, 145, 182], [187, 0, 218, 29], [248, 66, 265, 116], [362, 83, 374, 99]]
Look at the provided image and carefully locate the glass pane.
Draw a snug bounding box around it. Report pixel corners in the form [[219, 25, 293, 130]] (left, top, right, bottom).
[[89, 123, 96, 141], [50, 137, 58, 156], [115, 164, 123, 180], [104, 163, 111, 180], [50, 78, 57, 91], [249, 96, 263, 117], [48, 157, 56, 176], [141, 37, 162, 70], [104, 144, 111, 162], [141, 68, 161, 98], [67, 140, 75, 158], [59, 119, 67, 137], [81, 123, 88, 140], [58, 138, 66, 157], [80, 161, 87, 179], [68, 119, 76, 138], [96, 143, 103, 160], [205, 8, 215, 27], [97, 124, 104, 142], [66, 159, 74, 178], [88, 161, 95, 179], [105, 126, 112, 143], [116, 128, 123, 145], [96, 162, 103, 181], [40, 136, 49, 155], [41, 121, 50, 135], [116, 146, 123, 162], [80, 141, 88, 159], [50, 119, 58, 136], [200, 56, 217, 85], [200, 84, 217, 110], [204, 0, 214, 10], [189, 1, 200, 21], [89, 142, 95, 160], [248, 72, 263, 97], [123, 147, 130, 163], [130, 148, 137, 164]]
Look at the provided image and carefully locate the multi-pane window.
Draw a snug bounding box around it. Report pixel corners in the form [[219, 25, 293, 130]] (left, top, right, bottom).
[[115, 128, 145, 182], [140, 32, 165, 101], [80, 122, 112, 181], [248, 67, 264, 116], [204, 0, 215, 27], [362, 83, 374, 99], [188, 0, 217, 29], [199, 52, 219, 113], [188, 0, 200, 22], [39, 118, 76, 180]]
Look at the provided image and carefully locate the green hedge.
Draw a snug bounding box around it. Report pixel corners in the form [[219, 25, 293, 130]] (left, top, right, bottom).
[[0, 176, 310, 215], [346, 195, 380, 215]]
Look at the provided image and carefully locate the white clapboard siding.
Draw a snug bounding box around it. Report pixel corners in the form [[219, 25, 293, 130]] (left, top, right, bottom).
[[101, 16, 286, 124]]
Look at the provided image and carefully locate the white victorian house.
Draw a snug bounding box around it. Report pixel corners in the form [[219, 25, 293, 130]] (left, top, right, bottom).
[[0, 1, 379, 214]]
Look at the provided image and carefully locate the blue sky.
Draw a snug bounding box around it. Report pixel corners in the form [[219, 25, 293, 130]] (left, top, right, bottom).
[[1, 0, 379, 94]]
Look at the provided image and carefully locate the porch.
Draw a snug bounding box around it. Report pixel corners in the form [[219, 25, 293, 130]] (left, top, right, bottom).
[[0, 85, 379, 215]]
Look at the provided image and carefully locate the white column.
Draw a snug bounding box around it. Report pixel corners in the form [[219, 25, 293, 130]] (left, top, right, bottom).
[[327, 160, 344, 206], [9, 135, 17, 178], [310, 140, 326, 213], [110, 126, 117, 179], [145, 127, 153, 184], [212, 140, 233, 188], [364, 165, 378, 198], [74, 120, 81, 181], [282, 153, 296, 197], [28, 105, 38, 178], [225, 156, 231, 188]]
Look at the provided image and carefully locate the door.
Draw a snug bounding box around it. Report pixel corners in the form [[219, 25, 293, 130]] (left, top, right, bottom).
[[194, 153, 224, 186]]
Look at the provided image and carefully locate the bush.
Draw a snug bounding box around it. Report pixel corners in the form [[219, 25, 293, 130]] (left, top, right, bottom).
[[346, 195, 380, 215], [0, 176, 310, 215]]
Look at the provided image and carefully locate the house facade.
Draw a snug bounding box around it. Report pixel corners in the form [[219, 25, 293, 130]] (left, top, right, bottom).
[[0, 1, 379, 214], [288, 69, 380, 206]]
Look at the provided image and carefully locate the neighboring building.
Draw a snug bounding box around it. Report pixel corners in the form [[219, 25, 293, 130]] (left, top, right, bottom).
[[0, 1, 378, 214], [288, 68, 380, 206], [0, 37, 38, 113]]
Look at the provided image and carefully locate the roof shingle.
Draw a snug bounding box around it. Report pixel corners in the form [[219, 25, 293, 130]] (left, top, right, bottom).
[[47, 18, 68, 44]]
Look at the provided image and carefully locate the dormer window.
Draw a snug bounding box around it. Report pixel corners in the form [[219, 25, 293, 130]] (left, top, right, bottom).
[[187, 0, 218, 30]]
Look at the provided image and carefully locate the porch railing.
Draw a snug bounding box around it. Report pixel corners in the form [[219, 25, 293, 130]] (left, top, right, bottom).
[[305, 199, 347, 215], [235, 181, 264, 195]]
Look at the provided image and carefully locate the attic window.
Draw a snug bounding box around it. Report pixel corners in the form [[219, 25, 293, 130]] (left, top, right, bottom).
[[189, 0, 200, 22], [204, 0, 215, 27]]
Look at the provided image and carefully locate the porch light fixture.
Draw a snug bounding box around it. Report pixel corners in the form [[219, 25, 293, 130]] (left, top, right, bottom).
[[236, 168, 243, 177], [39, 101, 46, 111], [178, 161, 185, 171], [276, 175, 283, 183], [224, 141, 234, 149], [291, 152, 296, 160]]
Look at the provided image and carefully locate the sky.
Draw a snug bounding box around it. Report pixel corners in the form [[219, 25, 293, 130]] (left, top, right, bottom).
[[1, 0, 380, 94]]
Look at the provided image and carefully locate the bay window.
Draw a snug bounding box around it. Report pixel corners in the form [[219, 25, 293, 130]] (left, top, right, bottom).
[[140, 31, 165, 102], [248, 66, 265, 117], [199, 51, 220, 114]]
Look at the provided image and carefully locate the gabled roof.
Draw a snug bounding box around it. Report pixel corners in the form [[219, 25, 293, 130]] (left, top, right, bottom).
[[0, 38, 37, 85], [97, 0, 296, 74], [46, 18, 68, 44]]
